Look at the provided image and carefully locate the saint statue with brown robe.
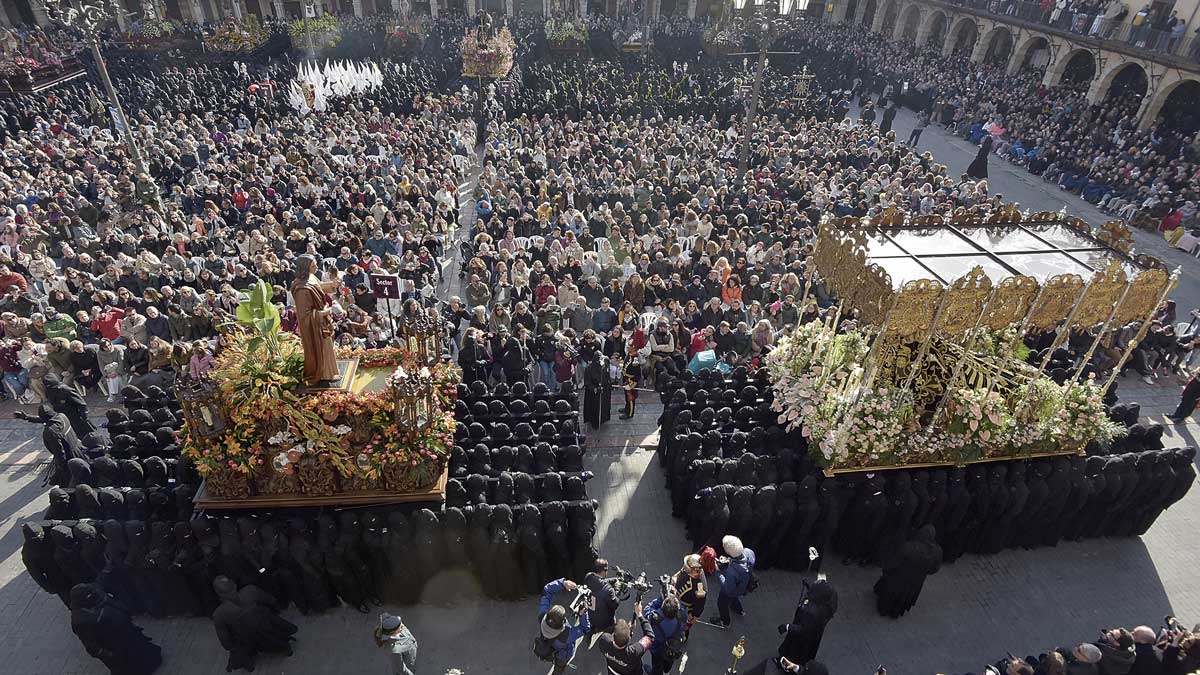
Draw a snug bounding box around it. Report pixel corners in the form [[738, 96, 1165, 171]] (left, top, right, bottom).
[[292, 255, 340, 386]]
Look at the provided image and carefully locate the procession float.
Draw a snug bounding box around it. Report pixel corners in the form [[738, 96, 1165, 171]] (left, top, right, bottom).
[[182, 282, 457, 508], [546, 15, 589, 54], [766, 207, 1175, 474]]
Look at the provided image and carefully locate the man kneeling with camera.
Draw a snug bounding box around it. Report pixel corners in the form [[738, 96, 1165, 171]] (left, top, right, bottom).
[[536, 578, 592, 674]]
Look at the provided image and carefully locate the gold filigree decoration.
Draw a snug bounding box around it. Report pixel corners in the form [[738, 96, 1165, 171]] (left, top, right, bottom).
[[1028, 274, 1085, 331], [1026, 210, 1060, 224], [869, 206, 906, 227], [1064, 216, 1092, 236], [984, 275, 1039, 330], [911, 214, 946, 228], [1096, 220, 1133, 254], [935, 266, 993, 337], [1071, 260, 1129, 328], [889, 278, 944, 339], [854, 263, 893, 325], [1113, 268, 1169, 325], [986, 204, 1023, 224], [1133, 254, 1167, 271], [950, 210, 985, 227]]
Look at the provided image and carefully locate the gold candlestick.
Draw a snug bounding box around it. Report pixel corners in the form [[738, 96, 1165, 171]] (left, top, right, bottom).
[[726, 636, 746, 674]]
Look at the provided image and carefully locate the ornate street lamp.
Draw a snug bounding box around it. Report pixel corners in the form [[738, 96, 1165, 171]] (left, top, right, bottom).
[[735, 1, 792, 187], [44, 0, 151, 176]]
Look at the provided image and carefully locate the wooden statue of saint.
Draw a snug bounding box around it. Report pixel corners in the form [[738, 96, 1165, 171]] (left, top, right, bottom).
[[291, 255, 340, 386]]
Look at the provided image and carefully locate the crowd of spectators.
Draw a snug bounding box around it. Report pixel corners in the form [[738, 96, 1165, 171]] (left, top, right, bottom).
[[758, 17, 1198, 238], [0, 10, 1191, 407], [963, 620, 1200, 675]]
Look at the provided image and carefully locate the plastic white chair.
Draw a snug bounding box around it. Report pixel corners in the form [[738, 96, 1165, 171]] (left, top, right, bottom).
[[515, 236, 529, 249], [595, 238, 614, 266], [639, 312, 659, 332]]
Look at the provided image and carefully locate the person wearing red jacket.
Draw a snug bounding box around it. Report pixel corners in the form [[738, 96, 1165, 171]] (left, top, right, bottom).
[[0, 265, 28, 294], [90, 305, 125, 343]]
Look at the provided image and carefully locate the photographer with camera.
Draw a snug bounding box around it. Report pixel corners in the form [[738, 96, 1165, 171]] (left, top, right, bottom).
[[644, 594, 686, 675], [710, 536, 757, 629], [584, 558, 621, 636], [535, 578, 592, 675], [598, 600, 654, 675], [669, 554, 707, 641]]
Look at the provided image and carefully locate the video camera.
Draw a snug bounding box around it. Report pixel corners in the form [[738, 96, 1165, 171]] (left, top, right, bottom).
[[609, 562, 657, 598], [607, 565, 654, 603], [568, 585, 592, 617]]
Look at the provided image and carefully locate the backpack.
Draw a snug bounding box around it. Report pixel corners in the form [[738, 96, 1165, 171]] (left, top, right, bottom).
[[532, 635, 556, 662]]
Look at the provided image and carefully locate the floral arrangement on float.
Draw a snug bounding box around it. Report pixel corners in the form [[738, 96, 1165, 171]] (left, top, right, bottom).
[[180, 281, 458, 500], [204, 16, 270, 53], [460, 22, 515, 79], [545, 16, 588, 47], [0, 56, 44, 78], [288, 15, 342, 49], [765, 319, 1123, 471], [386, 16, 426, 51], [129, 17, 177, 41]]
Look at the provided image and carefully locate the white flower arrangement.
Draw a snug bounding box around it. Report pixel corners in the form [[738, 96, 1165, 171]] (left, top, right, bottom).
[[766, 320, 1122, 469]]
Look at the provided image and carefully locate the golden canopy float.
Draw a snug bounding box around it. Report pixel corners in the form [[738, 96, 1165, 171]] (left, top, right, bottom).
[[181, 324, 459, 507], [766, 205, 1177, 474]]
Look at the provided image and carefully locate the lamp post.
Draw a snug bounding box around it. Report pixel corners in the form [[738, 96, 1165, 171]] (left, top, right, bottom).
[[44, 0, 149, 174], [303, 0, 316, 58], [734, 0, 801, 187]]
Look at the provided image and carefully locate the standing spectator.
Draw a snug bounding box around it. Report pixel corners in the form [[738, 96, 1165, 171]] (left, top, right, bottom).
[[908, 110, 930, 147], [710, 535, 756, 628], [374, 613, 417, 675]]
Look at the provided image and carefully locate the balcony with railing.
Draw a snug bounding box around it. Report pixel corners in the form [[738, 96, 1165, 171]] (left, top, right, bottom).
[[928, 0, 1200, 65]]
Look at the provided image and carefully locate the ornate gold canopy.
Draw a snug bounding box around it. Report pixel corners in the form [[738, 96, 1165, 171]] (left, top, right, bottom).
[[809, 207, 1167, 336]]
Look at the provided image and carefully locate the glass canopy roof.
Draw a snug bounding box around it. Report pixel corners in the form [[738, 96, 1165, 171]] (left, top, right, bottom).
[[866, 224, 1133, 289]]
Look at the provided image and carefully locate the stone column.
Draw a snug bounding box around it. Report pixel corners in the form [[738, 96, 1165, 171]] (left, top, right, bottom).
[[915, 23, 932, 46], [543, 0, 550, 15], [0, 4, 12, 27], [30, 0, 52, 26], [852, 1, 867, 25], [467, 0, 476, 16], [506, 0, 515, 15], [579, 0, 587, 16], [830, 1, 849, 23], [430, 0, 438, 19], [870, 5, 885, 33], [391, 0, 401, 14], [207, 0, 222, 21], [352, 0, 363, 15], [273, 0, 284, 17], [687, 0, 696, 19], [969, 33, 988, 63]]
